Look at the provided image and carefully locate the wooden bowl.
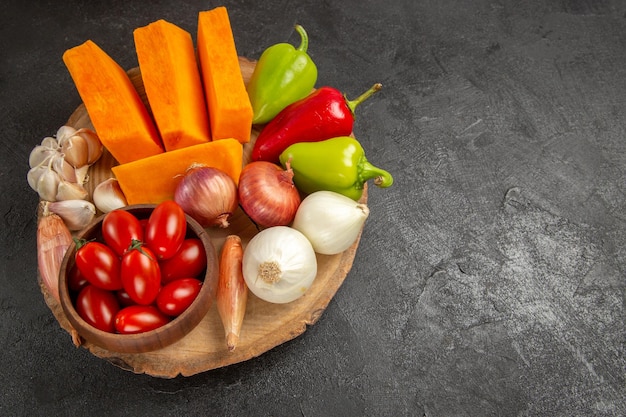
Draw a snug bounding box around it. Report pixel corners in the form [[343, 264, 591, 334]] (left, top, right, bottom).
[[58, 204, 219, 354]]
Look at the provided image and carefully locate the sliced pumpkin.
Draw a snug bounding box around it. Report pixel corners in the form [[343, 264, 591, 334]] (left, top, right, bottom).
[[134, 19, 211, 151], [197, 7, 253, 144], [63, 40, 164, 164]]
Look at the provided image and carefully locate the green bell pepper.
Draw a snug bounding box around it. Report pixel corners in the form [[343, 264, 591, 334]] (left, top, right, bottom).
[[246, 25, 318, 125], [279, 136, 394, 200]]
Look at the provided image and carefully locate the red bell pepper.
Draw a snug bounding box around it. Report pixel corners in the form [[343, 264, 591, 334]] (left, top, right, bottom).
[[251, 83, 382, 163]]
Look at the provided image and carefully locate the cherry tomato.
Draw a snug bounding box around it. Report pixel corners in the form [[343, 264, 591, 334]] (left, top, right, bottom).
[[102, 209, 143, 256], [144, 200, 187, 260], [115, 288, 136, 307], [156, 278, 203, 316], [75, 285, 120, 333], [75, 241, 122, 291], [159, 238, 207, 284], [68, 263, 89, 293], [121, 244, 161, 305], [114, 305, 170, 334]]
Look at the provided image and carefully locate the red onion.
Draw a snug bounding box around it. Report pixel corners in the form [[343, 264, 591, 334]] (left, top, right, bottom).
[[238, 160, 301, 228], [174, 165, 238, 228]]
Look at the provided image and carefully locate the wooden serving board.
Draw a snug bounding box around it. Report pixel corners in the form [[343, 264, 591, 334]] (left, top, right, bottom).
[[38, 57, 367, 378]]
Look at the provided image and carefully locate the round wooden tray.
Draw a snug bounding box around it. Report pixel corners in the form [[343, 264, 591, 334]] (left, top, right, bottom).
[[38, 57, 367, 378]]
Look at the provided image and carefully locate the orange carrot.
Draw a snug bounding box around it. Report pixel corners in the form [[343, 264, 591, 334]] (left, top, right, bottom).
[[134, 19, 211, 151], [62, 40, 164, 164], [111, 139, 243, 205], [197, 7, 253, 144], [217, 235, 247, 351]]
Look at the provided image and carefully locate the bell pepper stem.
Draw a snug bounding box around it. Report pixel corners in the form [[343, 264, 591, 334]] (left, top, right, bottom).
[[360, 159, 394, 189], [346, 83, 382, 114], [294, 24, 309, 53]]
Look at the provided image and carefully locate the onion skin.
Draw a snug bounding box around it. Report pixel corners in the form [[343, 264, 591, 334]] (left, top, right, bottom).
[[217, 235, 248, 351], [238, 161, 301, 228], [174, 166, 238, 228]]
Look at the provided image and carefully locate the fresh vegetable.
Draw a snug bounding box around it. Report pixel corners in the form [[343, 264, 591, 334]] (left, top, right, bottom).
[[238, 160, 301, 228], [156, 277, 203, 317], [114, 305, 171, 334], [134, 19, 211, 150], [37, 206, 73, 302], [159, 238, 207, 284], [111, 139, 243, 205], [121, 241, 161, 305], [75, 285, 120, 333], [93, 178, 128, 213], [242, 226, 317, 304], [252, 84, 381, 163], [45, 200, 96, 231], [217, 235, 247, 351], [28, 126, 101, 201], [144, 200, 187, 260], [246, 25, 317, 125], [68, 264, 90, 293], [174, 166, 238, 228], [74, 240, 123, 291], [279, 136, 394, 200], [197, 7, 253, 143], [101, 209, 143, 256], [56, 126, 103, 184], [63, 40, 164, 164], [292, 191, 369, 255]]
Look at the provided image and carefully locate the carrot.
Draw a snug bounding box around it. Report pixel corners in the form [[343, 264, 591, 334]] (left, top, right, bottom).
[[217, 235, 247, 351], [197, 7, 253, 144], [111, 139, 243, 205], [134, 19, 211, 151], [62, 40, 164, 164]]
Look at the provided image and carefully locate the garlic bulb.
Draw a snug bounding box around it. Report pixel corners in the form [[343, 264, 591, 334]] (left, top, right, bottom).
[[242, 226, 317, 304], [292, 191, 370, 255], [93, 178, 128, 213], [46, 200, 96, 231], [27, 125, 104, 202]]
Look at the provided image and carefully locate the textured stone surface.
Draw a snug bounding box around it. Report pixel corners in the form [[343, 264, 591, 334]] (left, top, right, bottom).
[[2, 0, 625, 416]]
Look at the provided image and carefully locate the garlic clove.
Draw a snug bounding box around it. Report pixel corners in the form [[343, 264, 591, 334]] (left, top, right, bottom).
[[40, 136, 59, 150], [51, 154, 78, 183], [29, 145, 56, 169], [74, 165, 90, 186], [56, 125, 77, 143], [60, 134, 89, 168], [75, 128, 103, 165], [46, 199, 96, 231], [27, 165, 48, 191], [56, 180, 89, 201], [36, 168, 61, 201], [93, 178, 128, 213]]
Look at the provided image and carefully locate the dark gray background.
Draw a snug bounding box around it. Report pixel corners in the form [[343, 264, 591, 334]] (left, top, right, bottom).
[[2, 0, 625, 416]]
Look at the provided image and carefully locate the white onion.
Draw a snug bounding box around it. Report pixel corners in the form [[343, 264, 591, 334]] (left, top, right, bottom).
[[292, 191, 369, 255], [242, 226, 317, 304]]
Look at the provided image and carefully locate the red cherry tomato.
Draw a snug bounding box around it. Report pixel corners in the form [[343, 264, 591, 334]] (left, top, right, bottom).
[[156, 278, 203, 316], [159, 238, 207, 284], [115, 288, 136, 307], [121, 244, 161, 305], [114, 305, 170, 334], [75, 285, 120, 333], [68, 263, 89, 293], [102, 209, 143, 256], [144, 200, 187, 260], [75, 241, 122, 291]]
